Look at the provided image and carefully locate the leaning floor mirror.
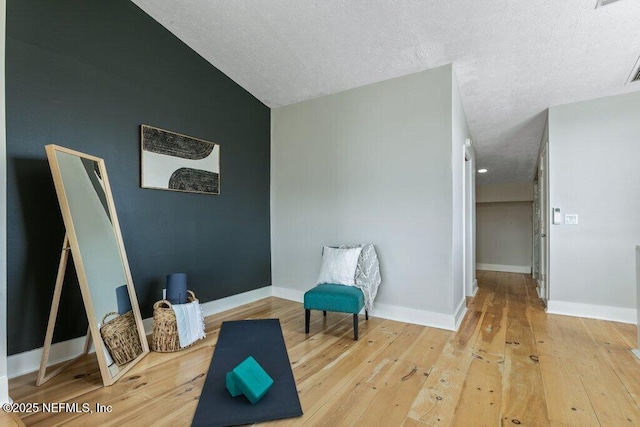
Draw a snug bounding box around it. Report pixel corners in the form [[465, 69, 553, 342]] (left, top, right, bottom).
[[38, 144, 149, 387]]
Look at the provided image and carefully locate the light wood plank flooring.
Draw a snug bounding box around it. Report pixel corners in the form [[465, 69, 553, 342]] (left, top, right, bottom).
[[7, 271, 640, 426]]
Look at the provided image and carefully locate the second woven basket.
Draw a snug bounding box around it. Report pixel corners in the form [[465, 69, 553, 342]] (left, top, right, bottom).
[[151, 289, 198, 352]]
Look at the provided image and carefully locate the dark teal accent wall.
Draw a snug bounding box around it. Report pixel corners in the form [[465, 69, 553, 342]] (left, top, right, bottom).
[[6, 0, 271, 354]]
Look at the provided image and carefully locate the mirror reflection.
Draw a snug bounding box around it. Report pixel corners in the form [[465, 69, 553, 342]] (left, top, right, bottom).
[[55, 152, 127, 319], [41, 146, 148, 385]]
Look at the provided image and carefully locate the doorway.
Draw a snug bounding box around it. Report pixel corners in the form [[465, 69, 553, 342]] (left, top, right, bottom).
[[462, 144, 476, 298], [536, 143, 549, 304]]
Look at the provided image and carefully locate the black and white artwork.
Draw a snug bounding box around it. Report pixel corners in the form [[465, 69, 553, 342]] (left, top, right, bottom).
[[141, 125, 220, 195]]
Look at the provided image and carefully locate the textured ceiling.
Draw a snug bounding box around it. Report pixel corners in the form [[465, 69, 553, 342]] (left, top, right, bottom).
[[131, 0, 640, 184]]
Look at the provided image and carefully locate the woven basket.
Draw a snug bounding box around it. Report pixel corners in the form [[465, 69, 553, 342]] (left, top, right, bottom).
[[100, 311, 143, 366], [152, 290, 197, 352]]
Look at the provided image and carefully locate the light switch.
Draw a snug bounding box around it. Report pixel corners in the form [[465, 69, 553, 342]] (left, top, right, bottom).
[[553, 207, 562, 224], [564, 214, 578, 225]]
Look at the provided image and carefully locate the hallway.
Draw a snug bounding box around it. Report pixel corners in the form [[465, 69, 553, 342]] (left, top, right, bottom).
[[455, 270, 640, 426]]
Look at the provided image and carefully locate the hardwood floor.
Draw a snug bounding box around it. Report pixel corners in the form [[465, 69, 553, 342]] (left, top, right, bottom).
[[8, 271, 640, 426]]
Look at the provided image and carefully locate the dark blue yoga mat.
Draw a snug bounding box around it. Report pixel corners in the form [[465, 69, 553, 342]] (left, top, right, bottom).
[[191, 319, 303, 426]]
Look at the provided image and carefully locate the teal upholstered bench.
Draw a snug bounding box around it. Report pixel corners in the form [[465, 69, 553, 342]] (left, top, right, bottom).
[[304, 284, 368, 340]]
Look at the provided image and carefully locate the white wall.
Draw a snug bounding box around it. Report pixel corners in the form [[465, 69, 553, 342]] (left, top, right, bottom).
[[1, 0, 9, 404], [547, 91, 640, 323], [476, 182, 534, 274], [476, 202, 532, 273], [476, 183, 533, 203], [271, 65, 465, 329]]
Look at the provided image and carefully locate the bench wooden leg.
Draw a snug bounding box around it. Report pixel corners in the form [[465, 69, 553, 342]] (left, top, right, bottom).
[[353, 313, 359, 340], [305, 309, 310, 333]]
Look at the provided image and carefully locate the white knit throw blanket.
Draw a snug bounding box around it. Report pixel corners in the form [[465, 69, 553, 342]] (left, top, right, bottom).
[[339, 244, 381, 312], [172, 300, 206, 348]]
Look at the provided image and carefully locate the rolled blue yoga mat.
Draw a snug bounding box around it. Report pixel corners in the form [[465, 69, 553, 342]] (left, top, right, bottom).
[[115, 284, 132, 314], [166, 273, 188, 304]]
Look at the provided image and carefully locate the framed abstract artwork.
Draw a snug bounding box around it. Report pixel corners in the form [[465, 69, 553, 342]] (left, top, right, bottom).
[[140, 125, 220, 195]]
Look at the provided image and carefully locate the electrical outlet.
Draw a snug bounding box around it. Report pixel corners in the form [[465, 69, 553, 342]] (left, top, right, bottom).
[[564, 214, 578, 225]]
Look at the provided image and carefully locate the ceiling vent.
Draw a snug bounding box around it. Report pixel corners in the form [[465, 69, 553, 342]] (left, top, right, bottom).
[[627, 56, 640, 84], [596, 0, 622, 7]]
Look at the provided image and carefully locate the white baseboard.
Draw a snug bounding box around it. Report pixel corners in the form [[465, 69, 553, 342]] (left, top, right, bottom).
[[0, 375, 9, 405], [198, 286, 272, 319], [271, 286, 460, 331], [476, 263, 531, 274], [8, 335, 89, 380], [547, 300, 636, 324], [152, 286, 271, 335], [454, 298, 468, 330], [471, 279, 478, 297], [7, 286, 272, 379], [271, 286, 304, 303], [373, 302, 459, 331]]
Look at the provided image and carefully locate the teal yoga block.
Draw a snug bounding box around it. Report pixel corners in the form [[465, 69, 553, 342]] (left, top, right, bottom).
[[225, 371, 242, 397], [228, 356, 274, 404]]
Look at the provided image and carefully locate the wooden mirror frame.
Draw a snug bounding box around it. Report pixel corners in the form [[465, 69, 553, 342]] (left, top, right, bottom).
[[38, 144, 149, 386]]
